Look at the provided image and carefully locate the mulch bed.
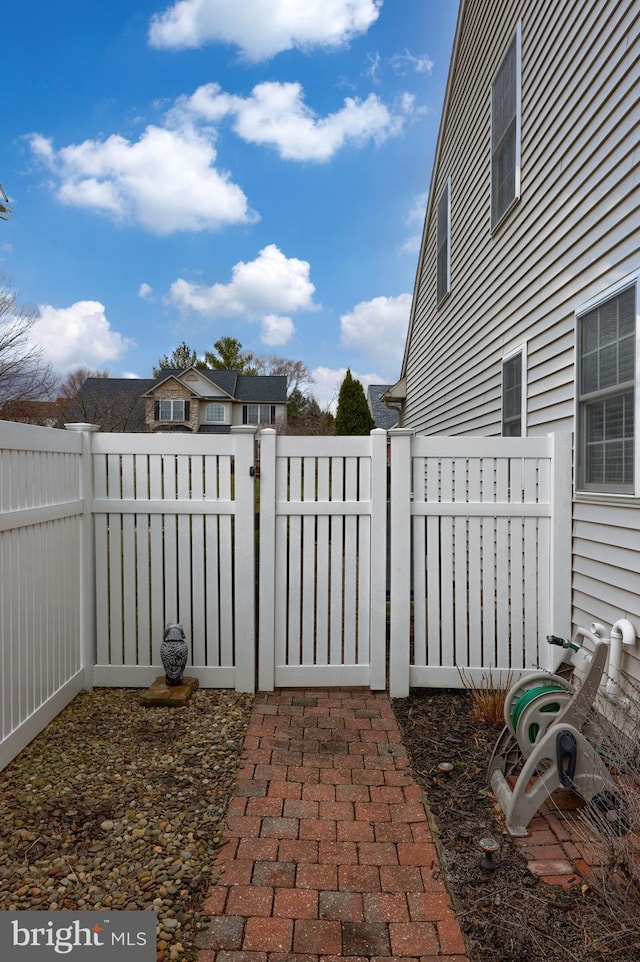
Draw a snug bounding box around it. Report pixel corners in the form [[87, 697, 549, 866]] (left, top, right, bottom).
[[393, 689, 640, 962]]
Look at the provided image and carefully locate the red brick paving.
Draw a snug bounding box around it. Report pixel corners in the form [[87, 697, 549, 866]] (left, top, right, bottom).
[[194, 689, 471, 961], [195, 688, 608, 962]]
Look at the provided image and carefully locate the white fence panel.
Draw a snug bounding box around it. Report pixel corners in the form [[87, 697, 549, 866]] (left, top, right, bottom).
[[91, 428, 256, 691], [258, 429, 388, 689], [1, 421, 573, 767], [0, 421, 85, 770], [390, 432, 572, 697]]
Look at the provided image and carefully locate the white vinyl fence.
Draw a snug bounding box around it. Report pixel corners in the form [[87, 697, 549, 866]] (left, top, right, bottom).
[[257, 429, 388, 690], [389, 432, 572, 696], [0, 419, 572, 768], [0, 421, 87, 770], [90, 427, 257, 691]]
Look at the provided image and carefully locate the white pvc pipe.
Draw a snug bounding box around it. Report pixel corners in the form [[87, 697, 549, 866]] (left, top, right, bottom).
[[606, 619, 636, 698]]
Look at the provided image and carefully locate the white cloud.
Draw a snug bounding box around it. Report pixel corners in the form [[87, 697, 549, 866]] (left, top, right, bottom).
[[138, 282, 154, 299], [406, 192, 427, 224], [149, 0, 382, 60], [29, 126, 257, 235], [168, 244, 315, 346], [31, 301, 133, 370], [340, 293, 411, 379], [261, 314, 294, 345], [400, 192, 427, 254], [389, 50, 434, 76], [400, 233, 422, 255], [364, 51, 382, 84], [311, 365, 384, 413], [178, 81, 414, 162]]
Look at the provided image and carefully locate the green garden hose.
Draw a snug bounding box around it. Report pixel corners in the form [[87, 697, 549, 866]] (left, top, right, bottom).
[[511, 684, 567, 745]]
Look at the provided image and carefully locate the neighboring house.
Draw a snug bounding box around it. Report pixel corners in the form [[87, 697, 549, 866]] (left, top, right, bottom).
[[392, 1, 640, 676], [0, 399, 60, 427], [366, 385, 398, 430], [64, 368, 288, 433], [62, 378, 150, 432]]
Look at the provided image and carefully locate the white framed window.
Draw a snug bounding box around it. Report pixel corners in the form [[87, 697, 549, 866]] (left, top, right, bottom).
[[576, 279, 637, 494], [436, 178, 451, 305], [157, 399, 189, 421], [491, 23, 521, 229], [243, 404, 276, 426], [205, 402, 225, 423], [501, 346, 526, 436]]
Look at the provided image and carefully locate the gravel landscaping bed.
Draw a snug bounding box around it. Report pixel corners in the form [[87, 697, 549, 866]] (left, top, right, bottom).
[[0, 687, 253, 962]]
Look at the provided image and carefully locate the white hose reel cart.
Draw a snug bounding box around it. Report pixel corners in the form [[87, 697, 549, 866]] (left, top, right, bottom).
[[488, 627, 630, 837]]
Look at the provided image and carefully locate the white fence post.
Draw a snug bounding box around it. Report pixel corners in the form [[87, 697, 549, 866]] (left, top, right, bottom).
[[369, 428, 388, 690], [547, 431, 573, 670], [258, 428, 277, 691], [231, 426, 258, 692], [65, 423, 99, 691], [389, 429, 413, 698]]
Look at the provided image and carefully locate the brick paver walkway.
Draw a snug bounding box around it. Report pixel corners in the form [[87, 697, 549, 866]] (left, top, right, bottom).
[[194, 688, 614, 962], [195, 689, 470, 962]]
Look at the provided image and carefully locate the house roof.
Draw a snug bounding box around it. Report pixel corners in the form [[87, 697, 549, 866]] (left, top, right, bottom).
[[64, 377, 152, 431], [367, 385, 399, 430], [0, 399, 61, 425], [146, 369, 288, 403]]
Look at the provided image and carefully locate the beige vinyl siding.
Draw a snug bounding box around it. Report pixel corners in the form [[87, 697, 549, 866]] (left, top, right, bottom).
[[404, 0, 638, 438], [573, 500, 640, 681], [403, 0, 640, 666]]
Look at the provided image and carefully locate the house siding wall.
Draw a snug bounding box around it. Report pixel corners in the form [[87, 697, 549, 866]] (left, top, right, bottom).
[[403, 0, 640, 672]]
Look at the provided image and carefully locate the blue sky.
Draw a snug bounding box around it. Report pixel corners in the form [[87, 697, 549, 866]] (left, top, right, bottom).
[[2, 0, 458, 409]]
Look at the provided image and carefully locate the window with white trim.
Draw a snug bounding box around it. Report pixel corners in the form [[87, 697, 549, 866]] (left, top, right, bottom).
[[204, 402, 225, 423], [243, 404, 276, 426], [502, 349, 525, 436], [577, 283, 636, 493], [157, 399, 189, 421], [491, 25, 521, 229], [436, 179, 450, 305]]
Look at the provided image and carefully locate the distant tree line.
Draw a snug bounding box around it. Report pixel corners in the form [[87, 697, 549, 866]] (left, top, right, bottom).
[[0, 278, 375, 436]]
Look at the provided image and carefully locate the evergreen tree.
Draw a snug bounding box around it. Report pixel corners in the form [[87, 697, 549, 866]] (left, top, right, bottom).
[[334, 369, 375, 435], [153, 341, 204, 377], [203, 336, 257, 374]]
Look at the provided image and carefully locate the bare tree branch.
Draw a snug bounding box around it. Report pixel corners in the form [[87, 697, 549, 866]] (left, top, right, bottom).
[[0, 277, 57, 405]]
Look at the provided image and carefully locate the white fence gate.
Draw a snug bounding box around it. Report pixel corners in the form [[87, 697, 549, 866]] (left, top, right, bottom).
[[0, 419, 572, 768], [90, 427, 257, 691], [257, 429, 388, 690], [389, 432, 572, 696]]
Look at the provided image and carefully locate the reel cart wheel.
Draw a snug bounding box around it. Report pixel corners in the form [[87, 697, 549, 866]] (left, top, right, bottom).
[[513, 685, 573, 757], [503, 671, 574, 737]]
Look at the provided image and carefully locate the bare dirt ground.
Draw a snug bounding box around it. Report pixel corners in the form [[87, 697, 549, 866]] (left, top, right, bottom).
[[393, 689, 640, 962]]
